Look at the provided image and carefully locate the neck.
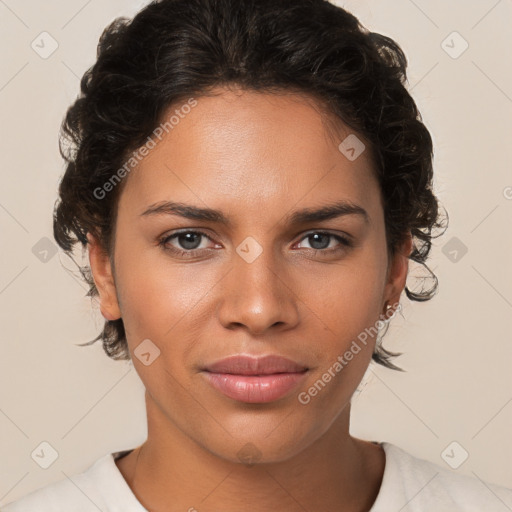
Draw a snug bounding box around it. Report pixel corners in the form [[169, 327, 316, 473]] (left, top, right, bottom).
[[117, 392, 385, 512]]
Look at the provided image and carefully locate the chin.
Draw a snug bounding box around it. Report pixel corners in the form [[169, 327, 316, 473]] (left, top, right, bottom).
[[196, 420, 322, 466]]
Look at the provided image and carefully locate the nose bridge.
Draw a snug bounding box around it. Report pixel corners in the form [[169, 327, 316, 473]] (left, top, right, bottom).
[[217, 237, 299, 333]]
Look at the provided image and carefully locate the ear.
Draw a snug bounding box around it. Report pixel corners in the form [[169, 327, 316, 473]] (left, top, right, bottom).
[[382, 232, 413, 315], [87, 233, 121, 321]]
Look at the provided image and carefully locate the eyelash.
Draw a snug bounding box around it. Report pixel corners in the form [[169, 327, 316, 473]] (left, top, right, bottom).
[[157, 230, 353, 258]]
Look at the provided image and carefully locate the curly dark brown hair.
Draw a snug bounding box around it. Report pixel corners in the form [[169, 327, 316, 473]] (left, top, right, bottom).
[[54, 0, 447, 371]]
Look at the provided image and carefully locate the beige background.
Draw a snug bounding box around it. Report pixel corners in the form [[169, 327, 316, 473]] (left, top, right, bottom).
[[1, 0, 511, 505]]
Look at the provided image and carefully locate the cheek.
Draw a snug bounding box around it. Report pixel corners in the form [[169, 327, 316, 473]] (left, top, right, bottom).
[[298, 267, 384, 417], [114, 258, 209, 397], [306, 257, 386, 346], [115, 246, 217, 340]]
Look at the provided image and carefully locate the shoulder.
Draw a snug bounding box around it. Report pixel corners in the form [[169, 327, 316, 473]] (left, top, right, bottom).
[[2, 451, 137, 512], [372, 442, 512, 512], [2, 475, 94, 512]]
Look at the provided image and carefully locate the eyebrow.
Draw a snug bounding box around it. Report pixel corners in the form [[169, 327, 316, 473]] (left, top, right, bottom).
[[139, 200, 369, 226]]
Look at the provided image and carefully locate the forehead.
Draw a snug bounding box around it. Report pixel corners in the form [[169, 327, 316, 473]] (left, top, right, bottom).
[[118, 87, 381, 224]]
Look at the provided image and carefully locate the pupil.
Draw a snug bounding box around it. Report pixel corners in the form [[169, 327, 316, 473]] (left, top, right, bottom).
[[310, 233, 329, 250]]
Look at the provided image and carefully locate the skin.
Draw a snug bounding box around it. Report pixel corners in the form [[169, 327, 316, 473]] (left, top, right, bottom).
[[88, 86, 412, 512]]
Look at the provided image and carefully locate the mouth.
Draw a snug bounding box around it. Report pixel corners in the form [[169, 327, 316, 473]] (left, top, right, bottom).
[[201, 354, 309, 403]]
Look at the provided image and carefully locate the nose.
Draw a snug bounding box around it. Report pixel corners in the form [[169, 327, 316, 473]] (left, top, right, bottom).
[[216, 245, 300, 335]]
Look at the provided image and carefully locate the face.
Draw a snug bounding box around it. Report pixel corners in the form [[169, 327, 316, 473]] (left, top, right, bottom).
[[89, 86, 410, 464]]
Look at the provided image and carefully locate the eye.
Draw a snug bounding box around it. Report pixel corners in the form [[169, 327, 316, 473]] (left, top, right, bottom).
[[158, 229, 353, 259], [158, 230, 217, 257], [295, 231, 352, 253]]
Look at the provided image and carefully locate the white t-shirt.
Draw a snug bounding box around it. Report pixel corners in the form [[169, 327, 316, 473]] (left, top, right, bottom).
[[3, 442, 512, 511]]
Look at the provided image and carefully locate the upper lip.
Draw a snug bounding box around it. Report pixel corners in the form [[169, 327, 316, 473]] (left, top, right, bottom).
[[202, 355, 308, 375]]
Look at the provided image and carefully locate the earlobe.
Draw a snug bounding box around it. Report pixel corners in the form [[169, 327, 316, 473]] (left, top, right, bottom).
[[87, 233, 122, 321]]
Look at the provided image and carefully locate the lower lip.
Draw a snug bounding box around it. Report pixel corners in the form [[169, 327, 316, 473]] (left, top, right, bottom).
[[202, 371, 308, 403]]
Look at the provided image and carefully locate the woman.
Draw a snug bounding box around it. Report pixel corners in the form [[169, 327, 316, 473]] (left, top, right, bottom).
[[4, 0, 511, 510]]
